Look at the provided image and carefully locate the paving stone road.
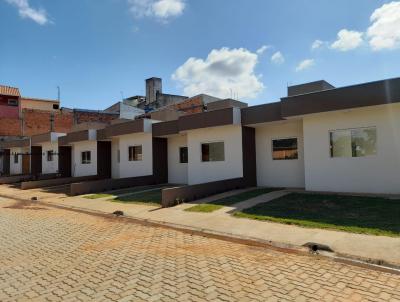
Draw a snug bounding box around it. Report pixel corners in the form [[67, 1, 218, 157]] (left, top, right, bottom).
[[0, 200, 400, 302]]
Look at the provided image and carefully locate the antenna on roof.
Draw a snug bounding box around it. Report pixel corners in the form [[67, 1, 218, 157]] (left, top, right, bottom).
[[57, 86, 60, 102]]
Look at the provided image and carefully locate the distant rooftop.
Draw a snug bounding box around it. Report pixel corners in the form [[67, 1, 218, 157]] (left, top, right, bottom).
[[0, 85, 20, 97], [287, 80, 335, 97]]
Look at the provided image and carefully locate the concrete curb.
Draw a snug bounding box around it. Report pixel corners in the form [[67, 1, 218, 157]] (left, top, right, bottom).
[[1, 192, 400, 276]]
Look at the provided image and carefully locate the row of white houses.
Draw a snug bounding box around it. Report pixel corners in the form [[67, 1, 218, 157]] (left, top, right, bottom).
[[1, 77, 400, 195]]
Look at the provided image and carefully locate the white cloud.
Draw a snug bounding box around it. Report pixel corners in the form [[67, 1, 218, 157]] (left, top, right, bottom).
[[256, 45, 270, 55], [295, 59, 315, 72], [5, 0, 49, 25], [331, 29, 363, 51], [128, 0, 185, 21], [172, 47, 264, 99], [270, 51, 284, 64], [311, 39, 324, 50], [367, 1, 400, 51]]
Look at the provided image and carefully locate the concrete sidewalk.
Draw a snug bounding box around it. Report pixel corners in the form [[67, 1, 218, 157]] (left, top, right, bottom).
[[1, 184, 400, 267]]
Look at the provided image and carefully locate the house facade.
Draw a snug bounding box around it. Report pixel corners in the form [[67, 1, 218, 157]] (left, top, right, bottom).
[[1, 77, 399, 197]]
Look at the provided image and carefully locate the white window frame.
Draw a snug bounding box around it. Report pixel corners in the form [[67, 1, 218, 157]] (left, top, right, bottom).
[[329, 126, 377, 158]]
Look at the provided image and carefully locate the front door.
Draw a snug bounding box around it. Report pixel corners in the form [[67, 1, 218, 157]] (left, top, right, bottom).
[[97, 141, 111, 178], [31, 146, 42, 176]]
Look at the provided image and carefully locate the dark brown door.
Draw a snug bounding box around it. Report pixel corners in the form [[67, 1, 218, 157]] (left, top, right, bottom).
[[31, 146, 42, 176], [3, 149, 10, 175], [97, 141, 111, 178], [58, 146, 72, 177], [22, 152, 30, 175], [152, 137, 168, 184]]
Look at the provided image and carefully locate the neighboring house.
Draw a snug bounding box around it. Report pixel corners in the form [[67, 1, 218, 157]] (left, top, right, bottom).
[[58, 123, 109, 178], [96, 118, 163, 181], [0, 85, 20, 119], [0, 138, 31, 175], [31, 132, 66, 175], [20, 97, 60, 111]]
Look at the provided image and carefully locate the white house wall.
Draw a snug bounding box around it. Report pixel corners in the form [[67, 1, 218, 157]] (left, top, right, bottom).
[[187, 125, 243, 185], [118, 132, 153, 178], [255, 120, 305, 188], [41, 142, 59, 174], [72, 141, 97, 177], [9, 147, 22, 175], [167, 135, 188, 184], [303, 104, 400, 194]]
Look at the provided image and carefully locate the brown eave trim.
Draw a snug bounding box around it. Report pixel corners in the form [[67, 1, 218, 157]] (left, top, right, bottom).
[[97, 119, 145, 140], [0, 138, 30, 149], [241, 102, 283, 125], [31, 133, 52, 145], [58, 130, 89, 145], [152, 120, 179, 137], [178, 107, 235, 131], [281, 77, 400, 117]]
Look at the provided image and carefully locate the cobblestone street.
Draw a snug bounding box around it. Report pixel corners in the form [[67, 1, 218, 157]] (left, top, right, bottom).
[[0, 199, 399, 302]]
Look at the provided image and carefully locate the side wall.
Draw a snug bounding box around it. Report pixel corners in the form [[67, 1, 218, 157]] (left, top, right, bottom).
[[187, 125, 243, 185], [118, 132, 153, 178], [255, 120, 305, 188], [303, 104, 400, 194], [167, 135, 188, 184], [41, 142, 59, 174], [9, 147, 22, 175], [72, 141, 98, 177]]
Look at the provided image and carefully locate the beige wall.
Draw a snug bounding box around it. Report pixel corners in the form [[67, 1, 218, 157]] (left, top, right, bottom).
[[21, 99, 59, 111], [187, 125, 243, 185], [303, 104, 400, 194], [167, 134, 188, 184], [255, 120, 305, 188]]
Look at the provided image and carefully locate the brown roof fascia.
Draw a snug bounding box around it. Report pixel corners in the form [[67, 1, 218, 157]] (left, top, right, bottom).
[[152, 120, 179, 137], [58, 130, 89, 145], [241, 102, 283, 125], [31, 133, 52, 145], [178, 107, 236, 132], [97, 119, 145, 140], [281, 77, 400, 117], [0, 138, 30, 149]]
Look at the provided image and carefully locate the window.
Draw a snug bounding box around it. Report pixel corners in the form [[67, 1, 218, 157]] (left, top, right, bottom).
[[8, 99, 18, 106], [201, 142, 224, 162], [81, 151, 91, 164], [14, 153, 18, 164], [330, 127, 377, 158], [53, 104, 59, 110], [47, 150, 54, 162], [129, 146, 142, 161], [179, 147, 188, 163], [272, 138, 298, 160]]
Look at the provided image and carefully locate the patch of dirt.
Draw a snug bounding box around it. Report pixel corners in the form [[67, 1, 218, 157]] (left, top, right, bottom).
[[3, 200, 47, 211]]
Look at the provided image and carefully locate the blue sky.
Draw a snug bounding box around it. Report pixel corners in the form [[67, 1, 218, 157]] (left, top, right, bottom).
[[0, 0, 399, 109]]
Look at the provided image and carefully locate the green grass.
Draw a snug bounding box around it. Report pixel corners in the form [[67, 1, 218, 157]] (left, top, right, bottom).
[[113, 189, 162, 206], [83, 193, 114, 199], [185, 187, 282, 213], [185, 204, 223, 213], [234, 193, 400, 237]]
